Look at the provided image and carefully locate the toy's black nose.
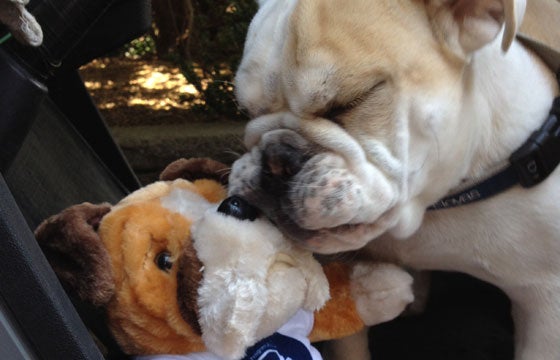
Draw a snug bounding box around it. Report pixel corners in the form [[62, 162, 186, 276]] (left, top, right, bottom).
[[217, 196, 259, 221]]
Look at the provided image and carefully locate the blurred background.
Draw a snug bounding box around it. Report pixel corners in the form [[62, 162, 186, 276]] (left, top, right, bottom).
[[79, 0, 258, 183]]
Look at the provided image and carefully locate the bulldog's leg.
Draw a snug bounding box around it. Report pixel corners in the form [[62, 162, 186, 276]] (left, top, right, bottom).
[[509, 285, 560, 360], [321, 328, 370, 360]]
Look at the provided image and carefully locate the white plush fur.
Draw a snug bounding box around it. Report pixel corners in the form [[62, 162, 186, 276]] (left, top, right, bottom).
[[192, 209, 330, 360], [230, 0, 560, 359], [350, 263, 414, 327]]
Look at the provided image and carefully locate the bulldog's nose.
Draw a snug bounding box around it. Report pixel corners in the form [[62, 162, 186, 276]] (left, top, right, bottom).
[[217, 195, 259, 221], [261, 143, 306, 195]]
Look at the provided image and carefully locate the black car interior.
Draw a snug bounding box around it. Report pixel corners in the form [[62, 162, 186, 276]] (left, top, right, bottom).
[[0, 0, 150, 358]]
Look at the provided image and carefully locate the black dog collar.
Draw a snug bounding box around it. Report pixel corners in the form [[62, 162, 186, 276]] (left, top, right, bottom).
[[428, 73, 560, 211]]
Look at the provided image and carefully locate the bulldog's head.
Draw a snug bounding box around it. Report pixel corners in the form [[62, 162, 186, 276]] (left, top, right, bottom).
[[230, 0, 526, 253]]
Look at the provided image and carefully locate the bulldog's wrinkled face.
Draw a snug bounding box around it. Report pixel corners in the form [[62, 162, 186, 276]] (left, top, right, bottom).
[[229, 0, 523, 253]]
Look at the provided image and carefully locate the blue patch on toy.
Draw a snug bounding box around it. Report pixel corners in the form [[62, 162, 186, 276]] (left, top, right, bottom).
[[243, 332, 312, 360]]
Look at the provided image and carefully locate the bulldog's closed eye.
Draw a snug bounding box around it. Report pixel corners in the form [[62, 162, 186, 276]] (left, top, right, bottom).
[[323, 80, 387, 121], [155, 251, 173, 272], [324, 99, 364, 122]]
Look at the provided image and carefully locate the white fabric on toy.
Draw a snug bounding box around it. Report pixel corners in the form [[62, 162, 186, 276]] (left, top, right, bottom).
[[134, 310, 322, 360], [136, 354, 220, 360], [269, 309, 323, 360]]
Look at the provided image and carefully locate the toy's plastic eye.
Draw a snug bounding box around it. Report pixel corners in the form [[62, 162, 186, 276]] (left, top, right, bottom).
[[217, 195, 259, 221], [155, 252, 173, 272]]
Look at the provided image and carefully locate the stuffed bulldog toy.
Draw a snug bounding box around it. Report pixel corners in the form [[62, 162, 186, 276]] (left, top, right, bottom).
[[35, 158, 414, 360]]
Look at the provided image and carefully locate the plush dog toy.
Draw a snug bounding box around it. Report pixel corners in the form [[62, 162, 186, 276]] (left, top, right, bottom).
[[35, 158, 413, 360]]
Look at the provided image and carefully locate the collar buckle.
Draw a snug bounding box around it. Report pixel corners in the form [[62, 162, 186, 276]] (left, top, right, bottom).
[[510, 99, 560, 188]]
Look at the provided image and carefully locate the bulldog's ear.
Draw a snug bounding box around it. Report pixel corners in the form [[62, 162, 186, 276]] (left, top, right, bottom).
[[160, 157, 229, 185], [35, 203, 115, 307], [427, 0, 526, 55]]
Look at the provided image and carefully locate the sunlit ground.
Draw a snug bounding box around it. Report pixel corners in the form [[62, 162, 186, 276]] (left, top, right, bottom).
[[79, 58, 213, 126]]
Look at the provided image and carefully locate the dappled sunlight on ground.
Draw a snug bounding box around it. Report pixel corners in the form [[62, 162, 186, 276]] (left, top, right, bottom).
[[79, 58, 209, 126], [130, 66, 198, 94]]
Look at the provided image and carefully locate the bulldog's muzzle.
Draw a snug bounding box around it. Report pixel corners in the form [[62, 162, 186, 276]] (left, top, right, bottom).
[[261, 140, 311, 196], [229, 116, 399, 254], [228, 128, 318, 244]]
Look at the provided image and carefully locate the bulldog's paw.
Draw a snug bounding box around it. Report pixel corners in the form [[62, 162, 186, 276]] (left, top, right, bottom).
[[350, 262, 414, 326]]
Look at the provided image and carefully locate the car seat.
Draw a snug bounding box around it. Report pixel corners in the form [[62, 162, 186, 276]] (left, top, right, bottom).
[[0, 0, 150, 358]]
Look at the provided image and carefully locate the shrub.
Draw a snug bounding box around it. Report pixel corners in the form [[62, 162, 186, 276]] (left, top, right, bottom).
[[152, 0, 258, 120]]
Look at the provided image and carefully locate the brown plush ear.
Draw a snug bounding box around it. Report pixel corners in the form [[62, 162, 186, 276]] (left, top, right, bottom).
[[34, 202, 115, 307], [159, 157, 230, 185]]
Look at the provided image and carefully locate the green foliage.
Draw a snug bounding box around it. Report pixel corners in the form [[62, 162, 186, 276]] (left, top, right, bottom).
[[156, 0, 258, 120], [188, 1, 257, 65], [125, 35, 156, 59], [186, 0, 257, 120]]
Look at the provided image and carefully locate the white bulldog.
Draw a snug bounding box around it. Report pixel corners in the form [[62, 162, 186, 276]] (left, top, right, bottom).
[[229, 0, 560, 359]]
